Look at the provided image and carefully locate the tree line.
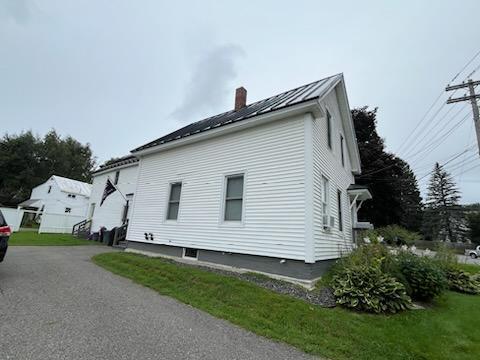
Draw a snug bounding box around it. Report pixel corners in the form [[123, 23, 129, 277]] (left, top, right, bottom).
[[0, 130, 95, 206], [352, 107, 479, 244]]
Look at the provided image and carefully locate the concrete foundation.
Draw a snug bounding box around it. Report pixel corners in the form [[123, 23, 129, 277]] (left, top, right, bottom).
[[126, 241, 336, 282]]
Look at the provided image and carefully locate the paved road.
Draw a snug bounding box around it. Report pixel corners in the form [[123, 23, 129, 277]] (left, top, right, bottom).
[[0, 247, 314, 360], [414, 249, 480, 265]]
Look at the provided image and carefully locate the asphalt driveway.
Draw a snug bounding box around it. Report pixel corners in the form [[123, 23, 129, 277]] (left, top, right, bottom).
[[0, 246, 314, 360]]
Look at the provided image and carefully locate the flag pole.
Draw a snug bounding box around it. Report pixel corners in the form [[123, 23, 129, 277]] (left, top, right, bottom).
[[107, 176, 128, 203]]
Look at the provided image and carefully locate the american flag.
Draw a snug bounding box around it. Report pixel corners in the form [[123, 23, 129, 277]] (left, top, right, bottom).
[[100, 178, 117, 206]]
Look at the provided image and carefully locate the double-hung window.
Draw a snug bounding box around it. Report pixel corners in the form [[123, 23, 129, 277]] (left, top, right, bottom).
[[322, 176, 330, 217], [224, 174, 244, 222], [327, 110, 332, 149], [340, 134, 345, 167], [337, 189, 343, 231], [166, 182, 182, 220]]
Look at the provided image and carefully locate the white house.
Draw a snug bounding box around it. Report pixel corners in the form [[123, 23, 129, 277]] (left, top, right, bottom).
[[17, 175, 92, 233], [125, 74, 371, 282], [88, 155, 139, 233]]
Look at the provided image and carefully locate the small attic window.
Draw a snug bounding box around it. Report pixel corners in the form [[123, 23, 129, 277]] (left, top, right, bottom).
[[67, 194, 76, 199], [327, 110, 332, 150], [47, 186, 52, 194], [114, 171, 120, 185]]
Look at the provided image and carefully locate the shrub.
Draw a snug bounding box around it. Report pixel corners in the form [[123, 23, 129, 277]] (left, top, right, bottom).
[[396, 252, 447, 301], [360, 225, 422, 246], [434, 245, 480, 294], [434, 243, 458, 268], [379, 225, 422, 246], [332, 265, 411, 313], [445, 268, 480, 294]]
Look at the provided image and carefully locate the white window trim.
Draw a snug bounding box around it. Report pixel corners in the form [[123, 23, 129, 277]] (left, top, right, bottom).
[[322, 175, 331, 231], [164, 180, 183, 223], [219, 171, 246, 227], [182, 247, 199, 260]]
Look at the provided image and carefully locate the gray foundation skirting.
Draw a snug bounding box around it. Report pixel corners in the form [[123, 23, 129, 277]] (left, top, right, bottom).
[[126, 241, 336, 281]]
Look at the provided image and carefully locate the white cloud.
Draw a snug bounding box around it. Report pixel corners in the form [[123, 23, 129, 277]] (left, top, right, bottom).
[[171, 44, 245, 122], [0, 0, 32, 24]]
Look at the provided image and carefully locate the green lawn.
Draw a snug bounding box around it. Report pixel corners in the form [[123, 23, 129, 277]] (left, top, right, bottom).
[[458, 263, 480, 275], [9, 232, 98, 246], [93, 252, 480, 360]]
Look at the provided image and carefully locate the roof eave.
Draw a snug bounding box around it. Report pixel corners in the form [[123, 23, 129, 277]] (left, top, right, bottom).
[[331, 76, 362, 174], [131, 100, 321, 157], [92, 160, 139, 176]]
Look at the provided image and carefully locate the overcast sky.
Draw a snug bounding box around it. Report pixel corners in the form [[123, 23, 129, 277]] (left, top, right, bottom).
[[1, 0, 479, 203]]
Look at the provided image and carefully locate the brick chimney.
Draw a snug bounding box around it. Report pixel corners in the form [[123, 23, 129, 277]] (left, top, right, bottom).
[[234, 87, 247, 111]]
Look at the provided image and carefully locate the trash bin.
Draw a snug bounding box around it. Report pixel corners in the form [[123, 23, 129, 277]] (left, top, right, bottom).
[[102, 230, 111, 245], [108, 227, 117, 246]]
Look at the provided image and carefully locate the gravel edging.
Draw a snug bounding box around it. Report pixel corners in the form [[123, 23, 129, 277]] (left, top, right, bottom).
[[157, 256, 337, 308]]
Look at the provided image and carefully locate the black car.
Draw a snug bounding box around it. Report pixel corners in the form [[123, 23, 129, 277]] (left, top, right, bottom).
[[0, 210, 11, 262]]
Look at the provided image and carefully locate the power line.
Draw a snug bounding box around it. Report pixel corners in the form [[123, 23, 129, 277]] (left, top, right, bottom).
[[449, 49, 480, 83], [403, 104, 468, 158], [412, 144, 476, 173], [396, 48, 480, 155], [406, 112, 471, 163]]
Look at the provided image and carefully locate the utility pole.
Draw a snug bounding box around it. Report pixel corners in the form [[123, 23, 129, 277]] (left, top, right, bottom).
[[446, 79, 480, 155]]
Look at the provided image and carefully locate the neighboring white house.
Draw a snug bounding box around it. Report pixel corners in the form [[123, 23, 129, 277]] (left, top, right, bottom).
[[89, 155, 139, 233], [125, 74, 371, 282], [17, 175, 92, 233]]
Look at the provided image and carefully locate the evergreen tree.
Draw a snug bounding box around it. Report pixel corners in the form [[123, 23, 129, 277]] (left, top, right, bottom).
[[352, 107, 422, 230], [423, 163, 465, 241]]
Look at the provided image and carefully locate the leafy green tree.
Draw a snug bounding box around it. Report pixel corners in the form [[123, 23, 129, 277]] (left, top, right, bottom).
[[0, 130, 95, 206], [352, 107, 422, 230], [423, 163, 465, 241]]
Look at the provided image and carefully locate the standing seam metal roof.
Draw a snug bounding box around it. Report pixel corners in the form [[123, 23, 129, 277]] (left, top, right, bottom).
[[132, 74, 342, 153]]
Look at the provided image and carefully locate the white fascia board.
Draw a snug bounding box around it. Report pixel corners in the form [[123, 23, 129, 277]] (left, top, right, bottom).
[[314, 76, 362, 175], [131, 100, 321, 157], [336, 80, 362, 174], [92, 162, 139, 177]]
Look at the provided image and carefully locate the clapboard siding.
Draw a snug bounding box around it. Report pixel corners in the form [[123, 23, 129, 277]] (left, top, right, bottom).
[[90, 164, 139, 232], [128, 115, 307, 260], [313, 88, 356, 260]]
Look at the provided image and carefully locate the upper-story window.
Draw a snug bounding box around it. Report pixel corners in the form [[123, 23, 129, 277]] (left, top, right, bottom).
[[47, 185, 52, 194], [340, 134, 345, 167], [322, 176, 330, 217], [326, 110, 332, 150], [67, 194, 76, 199], [114, 171, 120, 185], [224, 174, 244, 222], [337, 189, 343, 231], [65, 207, 72, 213], [166, 182, 182, 220]]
